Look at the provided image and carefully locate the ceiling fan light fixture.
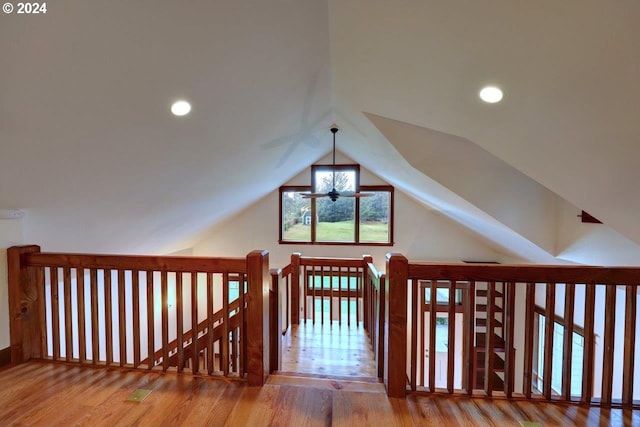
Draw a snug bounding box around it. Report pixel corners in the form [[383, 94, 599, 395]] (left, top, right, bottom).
[[302, 125, 373, 202]]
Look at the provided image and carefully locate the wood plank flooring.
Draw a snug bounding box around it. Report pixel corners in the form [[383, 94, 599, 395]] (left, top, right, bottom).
[[279, 321, 377, 379], [1, 361, 639, 426]]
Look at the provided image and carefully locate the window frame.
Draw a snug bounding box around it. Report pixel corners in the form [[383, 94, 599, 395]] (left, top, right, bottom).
[[278, 164, 394, 246]]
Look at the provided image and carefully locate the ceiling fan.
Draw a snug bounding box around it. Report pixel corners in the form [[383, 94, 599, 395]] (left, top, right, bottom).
[[302, 125, 373, 202]]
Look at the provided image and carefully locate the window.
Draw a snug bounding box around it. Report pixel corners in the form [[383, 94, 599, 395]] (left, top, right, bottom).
[[531, 310, 584, 397], [280, 164, 393, 245]]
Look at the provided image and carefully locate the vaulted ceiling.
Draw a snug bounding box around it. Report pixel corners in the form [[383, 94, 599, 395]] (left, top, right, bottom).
[[1, 1, 639, 263]]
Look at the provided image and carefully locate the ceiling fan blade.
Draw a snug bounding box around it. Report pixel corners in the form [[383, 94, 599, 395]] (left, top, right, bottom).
[[340, 192, 375, 198], [301, 192, 329, 199]]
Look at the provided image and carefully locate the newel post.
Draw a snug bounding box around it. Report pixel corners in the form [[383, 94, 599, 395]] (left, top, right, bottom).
[[7, 245, 42, 364], [290, 252, 301, 325], [246, 250, 270, 386], [385, 253, 408, 398]]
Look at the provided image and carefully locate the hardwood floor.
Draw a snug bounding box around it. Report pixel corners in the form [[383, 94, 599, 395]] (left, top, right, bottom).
[[279, 321, 377, 379], [1, 324, 638, 426], [0, 361, 639, 426]]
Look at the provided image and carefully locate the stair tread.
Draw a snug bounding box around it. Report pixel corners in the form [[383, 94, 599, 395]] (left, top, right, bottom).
[[474, 371, 505, 391], [475, 304, 503, 312], [475, 350, 506, 370], [476, 289, 503, 298], [475, 332, 506, 349], [475, 318, 503, 327]]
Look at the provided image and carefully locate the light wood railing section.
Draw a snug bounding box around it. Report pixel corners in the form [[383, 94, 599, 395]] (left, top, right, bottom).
[[7, 245, 270, 386], [365, 261, 385, 379], [288, 253, 372, 326], [272, 253, 384, 378], [385, 255, 640, 408]]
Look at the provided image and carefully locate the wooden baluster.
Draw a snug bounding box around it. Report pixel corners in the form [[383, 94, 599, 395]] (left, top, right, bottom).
[[118, 270, 126, 367], [222, 273, 230, 376], [542, 282, 555, 400], [356, 266, 360, 325], [329, 267, 334, 324], [161, 272, 169, 372], [291, 253, 300, 325], [77, 268, 86, 364], [132, 270, 140, 368], [418, 283, 425, 388], [523, 283, 535, 398], [90, 269, 99, 364], [465, 281, 475, 396], [377, 274, 386, 380], [146, 271, 154, 369], [305, 266, 310, 324], [190, 272, 199, 374], [429, 280, 437, 393], [207, 272, 214, 374], [410, 279, 418, 391], [447, 280, 456, 394], [562, 283, 576, 401], [484, 282, 495, 397], [601, 284, 616, 405], [338, 267, 342, 325], [176, 272, 184, 373], [622, 284, 637, 406], [50, 267, 60, 361], [240, 273, 247, 376], [347, 267, 352, 326], [581, 283, 596, 404], [63, 267, 72, 362], [321, 267, 325, 325], [504, 282, 516, 398], [104, 269, 113, 366], [36, 266, 46, 360]]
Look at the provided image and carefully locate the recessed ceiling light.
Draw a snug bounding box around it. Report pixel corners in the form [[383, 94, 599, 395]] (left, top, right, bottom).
[[171, 100, 191, 116], [479, 86, 503, 103]]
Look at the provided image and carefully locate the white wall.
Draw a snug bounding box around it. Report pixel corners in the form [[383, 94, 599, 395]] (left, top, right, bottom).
[[0, 219, 24, 350], [192, 160, 506, 269], [556, 201, 640, 266]]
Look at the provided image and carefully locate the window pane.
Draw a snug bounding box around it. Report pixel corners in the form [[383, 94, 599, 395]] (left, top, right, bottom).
[[314, 170, 355, 193], [282, 191, 311, 241], [316, 197, 355, 242], [359, 191, 390, 243]]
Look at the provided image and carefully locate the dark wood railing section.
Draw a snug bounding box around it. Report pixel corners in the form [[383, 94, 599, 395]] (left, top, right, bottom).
[[7, 245, 270, 386], [385, 254, 640, 409]]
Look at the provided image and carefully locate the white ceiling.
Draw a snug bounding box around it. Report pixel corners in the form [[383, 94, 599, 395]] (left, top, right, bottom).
[[1, 1, 639, 260]]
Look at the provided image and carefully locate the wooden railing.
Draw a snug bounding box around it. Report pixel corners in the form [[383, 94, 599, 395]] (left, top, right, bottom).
[[289, 253, 372, 325], [385, 254, 640, 409], [270, 253, 382, 377], [365, 262, 385, 379], [7, 245, 271, 386]]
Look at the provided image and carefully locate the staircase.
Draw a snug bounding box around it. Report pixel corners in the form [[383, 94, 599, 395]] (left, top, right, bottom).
[[472, 283, 511, 391]]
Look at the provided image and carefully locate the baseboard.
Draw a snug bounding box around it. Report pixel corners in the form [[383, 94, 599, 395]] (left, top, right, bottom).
[[0, 347, 10, 368]]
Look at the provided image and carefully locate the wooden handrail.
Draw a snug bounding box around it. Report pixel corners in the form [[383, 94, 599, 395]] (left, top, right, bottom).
[[407, 262, 640, 283], [25, 252, 246, 273]]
